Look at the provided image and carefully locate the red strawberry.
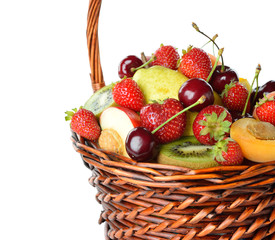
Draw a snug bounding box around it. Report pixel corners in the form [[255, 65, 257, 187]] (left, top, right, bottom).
[[112, 78, 145, 112], [193, 105, 232, 145], [213, 138, 244, 166], [140, 98, 186, 144], [151, 44, 180, 70], [254, 93, 275, 126], [221, 82, 250, 112], [179, 46, 212, 80], [65, 108, 101, 141]]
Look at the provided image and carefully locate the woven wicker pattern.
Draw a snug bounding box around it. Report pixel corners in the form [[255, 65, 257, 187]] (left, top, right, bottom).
[[72, 132, 275, 240], [71, 0, 275, 239]]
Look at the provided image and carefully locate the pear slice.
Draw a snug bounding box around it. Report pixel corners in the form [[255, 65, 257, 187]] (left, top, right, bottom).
[[133, 66, 189, 103]]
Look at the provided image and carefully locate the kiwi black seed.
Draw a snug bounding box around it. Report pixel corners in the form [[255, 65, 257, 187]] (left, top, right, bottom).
[[83, 82, 117, 118], [157, 136, 219, 169]]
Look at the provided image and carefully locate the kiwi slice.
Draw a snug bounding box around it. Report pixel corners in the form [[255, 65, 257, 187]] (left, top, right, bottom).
[[157, 136, 219, 169], [83, 82, 117, 118]]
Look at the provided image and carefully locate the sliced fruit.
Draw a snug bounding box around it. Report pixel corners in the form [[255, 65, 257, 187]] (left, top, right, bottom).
[[239, 78, 251, 91], [99, 106, 141, 157], [157, 136, 218, 169], [230, 118, 275, 162], [98, 129, 124, 155], [133, 66, 188, 103], [247, 121, 275, 140], [182, 111, 198, 136], [83, 83, 117, 118]]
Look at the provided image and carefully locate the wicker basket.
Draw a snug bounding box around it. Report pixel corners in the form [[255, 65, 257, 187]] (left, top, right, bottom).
[[71, 0, 275, 239]]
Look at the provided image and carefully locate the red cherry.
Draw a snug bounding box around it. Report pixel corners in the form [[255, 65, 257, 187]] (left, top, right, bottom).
[[178, 78, 214, 112], [250, 80, 275, 107], [209, 65, 239, 94], [230, 111, 252, 122], [125, 127, 159, 162], [118, 55, 143, 79]]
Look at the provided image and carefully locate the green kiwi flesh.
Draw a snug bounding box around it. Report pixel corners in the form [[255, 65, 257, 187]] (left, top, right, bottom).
[[83, 82, 117, 118], [157, 136, 219, 169]]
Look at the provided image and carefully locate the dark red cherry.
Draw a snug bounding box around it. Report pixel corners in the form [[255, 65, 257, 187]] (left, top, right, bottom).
[[230, 111, 252, 123], [178, 78, 214, 112], [118, 55, 143, 79], [209, 65, 238, 94], [125, 127, 159, 162], [250, 80, 275, 106]]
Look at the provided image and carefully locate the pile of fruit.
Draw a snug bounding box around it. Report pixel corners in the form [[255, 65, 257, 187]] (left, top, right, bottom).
[[66, 23, 275, 169]]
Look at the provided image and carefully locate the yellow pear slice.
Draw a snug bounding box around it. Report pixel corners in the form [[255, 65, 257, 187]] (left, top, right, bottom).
[[133, 66, 188, 103]]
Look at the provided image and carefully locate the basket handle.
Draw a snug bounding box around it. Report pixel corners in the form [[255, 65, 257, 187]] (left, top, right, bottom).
[[87, 0, 105, 92]]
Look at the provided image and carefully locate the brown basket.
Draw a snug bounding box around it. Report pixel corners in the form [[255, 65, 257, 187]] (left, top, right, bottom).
[[71, 0, 275, 239]]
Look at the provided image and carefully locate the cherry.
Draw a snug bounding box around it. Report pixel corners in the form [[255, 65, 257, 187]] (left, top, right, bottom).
[[125, 127, 159, 162], [209, 65, 239, 94], [118, 55, 143, 79], [230, 111, 252, 122], [178, 78, 214, 112], [250, 80, 275, 106]]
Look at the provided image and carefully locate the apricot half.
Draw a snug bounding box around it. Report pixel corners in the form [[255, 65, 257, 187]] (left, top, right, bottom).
[[230, 118, 275, 162]]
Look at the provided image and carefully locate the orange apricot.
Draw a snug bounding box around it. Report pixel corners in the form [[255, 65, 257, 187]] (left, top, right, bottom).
[[230, 118, 275, 162], [208, 53, 222, 67]]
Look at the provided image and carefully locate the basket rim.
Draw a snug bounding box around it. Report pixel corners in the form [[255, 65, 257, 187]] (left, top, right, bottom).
[[71, 131, 275, 194]]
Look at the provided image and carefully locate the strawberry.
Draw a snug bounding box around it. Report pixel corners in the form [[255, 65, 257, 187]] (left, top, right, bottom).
[[193, 105, 232, 145], [140, 98, 186, 144], [221, 81, 250, 113], [151, 44, 180, 70], [65, 108, 101, 141], [213, 138, 244, 166], [112, 78, 145, 112], [179, 46, 212, 80], [254, 94, 275, 126]]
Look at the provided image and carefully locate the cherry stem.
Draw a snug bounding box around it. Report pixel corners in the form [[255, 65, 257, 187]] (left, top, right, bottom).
[[201, 40, 212, 49], [131, 54, 156, 72], [252, 66, 260, 104], [201, 34, 218, 50], [192, 22, 225, 71], [206, 48, 224, 82], [140, 52, 148, 68], [151, 96, 206, 134], [242, 64, 261, 116]]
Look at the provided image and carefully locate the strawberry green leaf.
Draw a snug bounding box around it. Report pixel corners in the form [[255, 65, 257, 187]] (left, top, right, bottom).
[[199, 110, 231, 141], [65, 108, 78, 121]]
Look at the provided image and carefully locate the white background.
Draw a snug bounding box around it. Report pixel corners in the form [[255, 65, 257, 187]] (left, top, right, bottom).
[[1, 0, 274, 239]]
